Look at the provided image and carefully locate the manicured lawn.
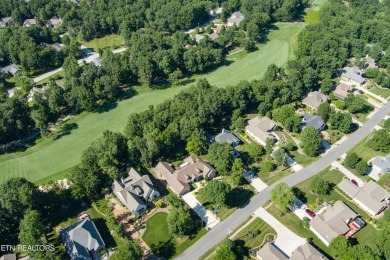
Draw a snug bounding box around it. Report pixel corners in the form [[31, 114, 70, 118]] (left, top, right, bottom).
[[257, 167, 293, 185], [0, 23, 306, 184], [80, 34, 125, 51], [294, 167, 344, 204], [197, 178, 255, 220], [310, 0, 328, 11], [348, 134, 386, 162], [304, 10, 320, 23], [142, 212, 208, 259], [231, 217, 276, 249], [142, 212, 170, 247], [369, 86, 390, 98]]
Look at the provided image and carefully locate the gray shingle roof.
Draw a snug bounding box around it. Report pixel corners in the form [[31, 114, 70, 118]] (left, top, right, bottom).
[[302, 91, 329, 110], [371, 154, 390, 173], [256, 242, 288, 260], [215, 129, 240, 145], [290, 242, 328, 260], [1, 64, 22, 76], [227, 11, 244, 25], [341, 66, 365, 84], [61, 218, 105, 260], [302, 114, 325, 131]]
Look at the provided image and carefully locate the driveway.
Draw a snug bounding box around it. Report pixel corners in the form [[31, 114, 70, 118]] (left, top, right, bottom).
[[254, 207, 306, 256], [182, 191, 220, 229], [286, 154, 303, 172], [331, 161, 364, 187], [288, 198, 310, 220], [243, 172, 268, 192]]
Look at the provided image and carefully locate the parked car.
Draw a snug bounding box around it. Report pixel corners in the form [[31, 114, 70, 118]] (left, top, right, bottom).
[[305, 209, 316, 218], [243, 165, 250, 172], [350, 179, 358, 186]]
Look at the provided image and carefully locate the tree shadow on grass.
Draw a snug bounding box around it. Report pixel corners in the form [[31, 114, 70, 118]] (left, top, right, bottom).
[[93, 218, 117, 249], [292, 187, 307, 204], [95, 101, 118, 114], [53, 123, 78, 140], [226, 187, 254, 208], [0, 133, 39, 155], [151, 239, 176, 259]]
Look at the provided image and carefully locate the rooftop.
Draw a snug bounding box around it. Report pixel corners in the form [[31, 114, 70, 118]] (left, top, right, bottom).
[[302, 91, 329, 110]]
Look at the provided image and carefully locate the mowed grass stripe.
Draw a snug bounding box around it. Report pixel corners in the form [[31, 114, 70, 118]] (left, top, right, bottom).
[[0, 23, 305, 184]]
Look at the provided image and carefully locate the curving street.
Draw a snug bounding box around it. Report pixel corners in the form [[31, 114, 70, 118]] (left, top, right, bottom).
[[175, 101, 390, 260]]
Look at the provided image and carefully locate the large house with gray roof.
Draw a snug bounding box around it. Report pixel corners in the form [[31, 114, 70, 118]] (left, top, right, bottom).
[[341, 66, 365, 85], [1, 64, 22, 76], [112, 168, 160, 217], [290, 242, 328, 260], [310, 200, 364, 246], [338, 180, 390, 216], [369, 154, 390, 179], [60, 217, 105, 260], [256, 242, 288, 260], [302, 91, 329, 110], [214, 129, 240, 147], [245, 116, 278, 146], [301, 114, 326, 131], [154, 156, 216, 195]]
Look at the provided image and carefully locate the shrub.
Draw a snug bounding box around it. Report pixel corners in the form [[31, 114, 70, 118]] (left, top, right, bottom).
[[302, 218, 310, 229], [309, 205, 315, 211], [277, 211, 285, 217], [261, 160, 275, 172], [356, 160, 368, 175], [344, 152, 360, 169], [285, 142, 297, 151], [155, 201, 163, 208]]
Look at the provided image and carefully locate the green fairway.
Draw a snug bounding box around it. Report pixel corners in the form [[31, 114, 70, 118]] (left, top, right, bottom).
[[0, 23, 306, 184]]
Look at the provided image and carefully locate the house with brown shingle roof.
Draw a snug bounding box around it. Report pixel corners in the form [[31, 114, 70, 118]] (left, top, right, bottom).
[[302, 91, 329, 110], [309, 200, 365, 246], [23, 18, 37, 27], [154, 156, 216, 195], [112, 167, 160, 217], [245, 116, 278, 146], [256, 242, 288, 260], [333, 83, 353, 100], [46, 16, 62, 28]]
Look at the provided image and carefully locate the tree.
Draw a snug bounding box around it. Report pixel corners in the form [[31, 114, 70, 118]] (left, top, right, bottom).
[[261, 160, 275, 172], [344, 152, 360, 169], [31, 93, 50, 138], [356, 160, 368, 175], [203, 180, 231, 206], [167, 206, 195, 237], [367, 129, 390, 153], [317, 102, 331, 122], [344, 94, 370, 114], [273, 148, 288, 167], [208, 143, 233, 175], [270, 183, 295, 212], [215, 240, 236, 260], [384, 118, 390, 130], [18, 210, 45, 248], [67, 166, 105, 200], [265, 138, 275, 155], [330, 236, 351, 258], [311, 176, 330, 195], [301, 126, 322, 157], [231, 158, 244, 186], [110, 239, 142, 260], [246, 143, 264, 163]]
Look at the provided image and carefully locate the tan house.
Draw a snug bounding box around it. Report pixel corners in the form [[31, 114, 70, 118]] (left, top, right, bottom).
[[112, 168, 160, 217], [245, 116, 278, 146], [338, 180, 390, 216], [154, 156, 216, 195], [290, 242, 328, 260], [310, 200, 365, 246], [227, 11, 244, 27], [256, 242, 287, 260], [0, 17, 13, 28], [23, 18, 37, 27], [302, 91, 329, 110], [333, 83, 353, 100], [46, 16, 62, 28]]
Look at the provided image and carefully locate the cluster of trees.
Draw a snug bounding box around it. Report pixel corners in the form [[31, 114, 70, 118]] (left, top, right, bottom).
[[317, 102, 354, 134], [0, 26, 82, 73], [344, 94, 373, 114], [272, 104, 301, 133], [214, 239, 246, 260], [165, 194, 197, 237], [311, 176, 330, 195], [344, 152, 368, 175], [203, 180, 232, 206], [367, 128, 390, 153], [270, 182, 295, 212], [301, 126, 322, 157], [221, 0, 307, 41], [0, 0, 216, 41]]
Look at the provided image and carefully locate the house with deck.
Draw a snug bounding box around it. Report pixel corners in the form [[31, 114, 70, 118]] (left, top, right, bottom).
[[245, 116, 278, 146], [154, 156, 216, 195], [310, 200, 365, 246], [112, 167, 160, 217]]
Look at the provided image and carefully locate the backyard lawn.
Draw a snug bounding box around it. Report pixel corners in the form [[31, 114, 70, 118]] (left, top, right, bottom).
[[142, 212, 207, 259], [0, 22, 306, 184], [80, 34, 125, 51]]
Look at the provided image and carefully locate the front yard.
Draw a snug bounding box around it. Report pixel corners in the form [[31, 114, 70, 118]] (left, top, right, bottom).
[[348, 134, 386, 162], [142, 212, 207, 259], [197, 178, 255, 221]]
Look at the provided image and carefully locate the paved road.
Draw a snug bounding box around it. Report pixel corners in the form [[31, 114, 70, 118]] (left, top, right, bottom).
[[33, 47, 127, 83], [175, 101, 390, 260]]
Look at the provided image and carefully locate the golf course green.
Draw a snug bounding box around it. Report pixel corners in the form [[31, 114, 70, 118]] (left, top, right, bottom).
[[0, 22, 306, 184]]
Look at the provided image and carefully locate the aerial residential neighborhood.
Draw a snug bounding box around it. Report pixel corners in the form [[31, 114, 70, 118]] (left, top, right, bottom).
[[1, 0, 390, 260]]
